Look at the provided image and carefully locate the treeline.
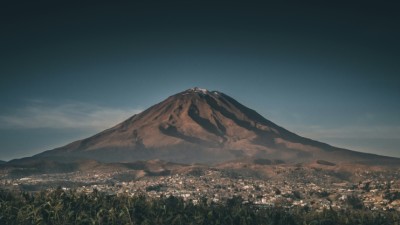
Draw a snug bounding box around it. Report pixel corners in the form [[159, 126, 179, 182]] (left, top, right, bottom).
[[0, 188, 399, 225]]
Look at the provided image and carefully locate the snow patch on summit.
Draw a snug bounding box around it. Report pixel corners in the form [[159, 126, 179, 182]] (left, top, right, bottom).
[[182, 87, 221, 96], [189, 87, 208, 94]]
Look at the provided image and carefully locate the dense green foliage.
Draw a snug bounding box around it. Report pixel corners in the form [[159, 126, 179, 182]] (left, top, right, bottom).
[[0, 188, 399, 225]]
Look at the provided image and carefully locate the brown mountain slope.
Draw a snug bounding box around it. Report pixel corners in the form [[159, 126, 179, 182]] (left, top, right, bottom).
[[24, 87, 399, 165]]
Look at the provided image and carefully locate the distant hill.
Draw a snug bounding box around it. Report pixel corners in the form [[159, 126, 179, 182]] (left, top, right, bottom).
[[3, 157, 192, 179], [11, 87, 400, 166]]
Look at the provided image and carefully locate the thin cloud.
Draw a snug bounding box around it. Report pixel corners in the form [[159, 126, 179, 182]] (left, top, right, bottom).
[[293, 125, 400, 140], [0, 101, 142, 130], [266, 110, 400, 140]]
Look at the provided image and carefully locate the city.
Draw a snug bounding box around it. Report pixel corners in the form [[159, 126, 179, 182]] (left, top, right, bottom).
[[2, 163, 400, 212]]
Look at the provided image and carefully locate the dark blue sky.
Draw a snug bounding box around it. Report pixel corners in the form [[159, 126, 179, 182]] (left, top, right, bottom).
[[1, 1, 399, 160]]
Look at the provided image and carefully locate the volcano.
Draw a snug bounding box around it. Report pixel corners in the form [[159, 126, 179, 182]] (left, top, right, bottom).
[[29, 88, 398, 165]]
